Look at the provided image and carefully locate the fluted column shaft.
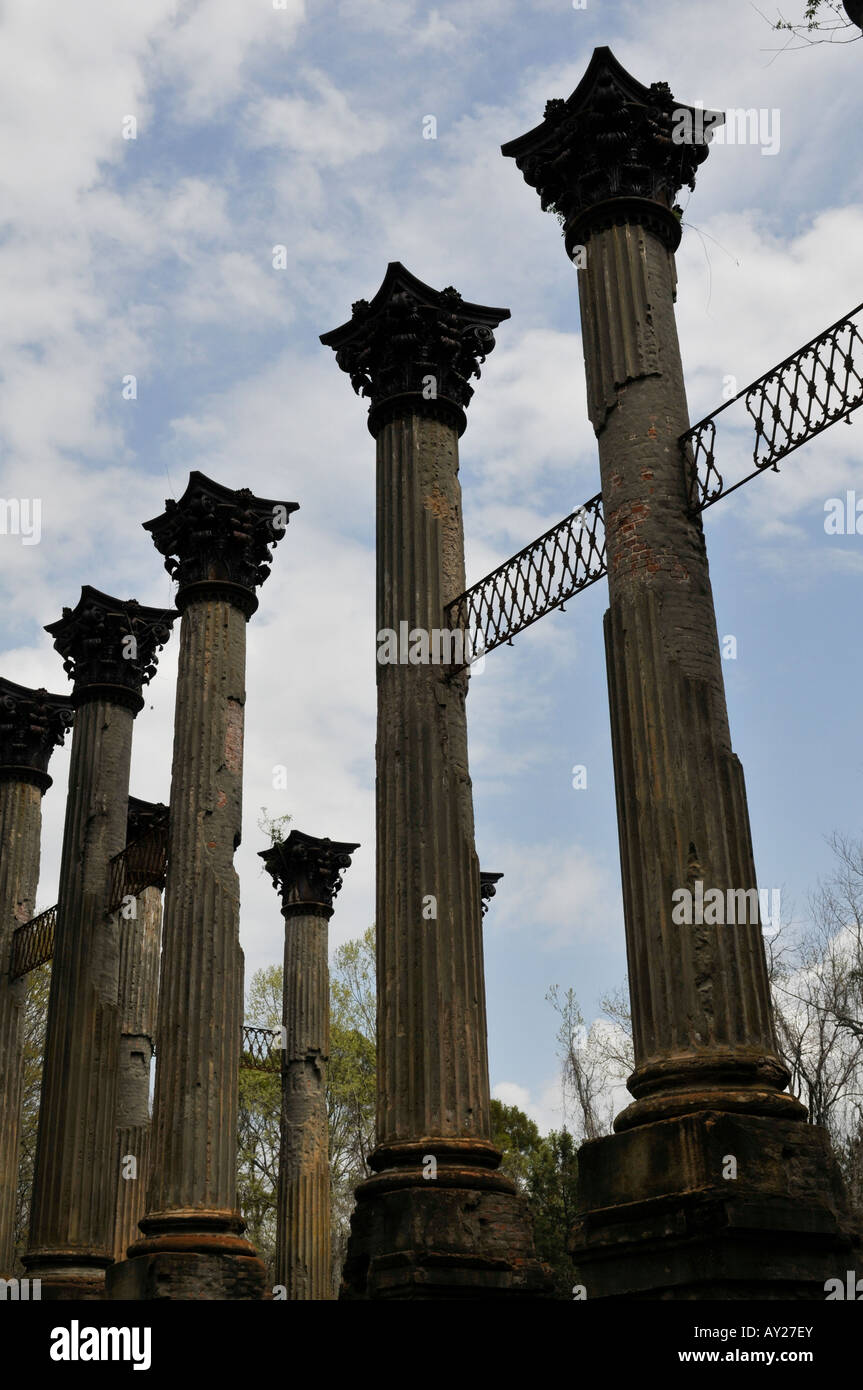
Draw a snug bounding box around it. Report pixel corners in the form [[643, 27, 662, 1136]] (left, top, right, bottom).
[[275, 903, 331, 1298], [144, 597, 246, 1224], [25, 697, 134, 1291], [261, 827, 358, 1300], [577, 221, 800, 1129], [0, 779, 43, 1272], [375, 412, 494, 1162], [324, 269, 550, 1299], [504, 48, 853, 1300], [113, 885, 161, 1261], [107, 472, 291, 1301]]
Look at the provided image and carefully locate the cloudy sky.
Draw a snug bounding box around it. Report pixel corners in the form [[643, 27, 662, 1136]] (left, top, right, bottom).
[[1, 0, 861, 1136]]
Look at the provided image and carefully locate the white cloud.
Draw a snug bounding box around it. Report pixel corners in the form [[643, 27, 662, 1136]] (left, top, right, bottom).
[[492, 1077, 566, 1136], [485, 839, 623, 949], [3, 0, 863, 1125], [245, 71, 390, 164], [162, 0, 307, 120]]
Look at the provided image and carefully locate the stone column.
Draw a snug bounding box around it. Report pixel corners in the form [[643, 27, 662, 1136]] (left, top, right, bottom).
[[0, 680, 72, 1275], [23, 590, 174, 1299], [113, 799, 168, 1263], [503, 46, 859, 1296], [322, 265, 550, 1299], [260, 829, 359, 1300], [109, 472, 297, 1301]]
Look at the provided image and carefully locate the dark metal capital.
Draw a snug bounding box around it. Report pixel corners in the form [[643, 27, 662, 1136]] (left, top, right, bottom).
[[44, 588, 176, 712], [259, 828, 360, 913], [144, 472, 298, 613], [501, 47, 721, 253], [126, 796, 169, 845], [0, 678, 73, 791], [320, 262, 509, 438], [480, 871, 503, 918], [843, 0, 863, 28]]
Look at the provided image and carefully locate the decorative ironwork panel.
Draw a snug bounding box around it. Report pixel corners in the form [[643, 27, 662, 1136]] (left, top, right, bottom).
[[683, 301, 863, 512], [445, 493, 606, 663], [241, 1024, 281, 1073], [446, 302, 863, 666], [10, 905, 56, 979], [108, 823, 169, 913]]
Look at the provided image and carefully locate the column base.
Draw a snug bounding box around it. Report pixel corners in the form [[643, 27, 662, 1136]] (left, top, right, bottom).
[[570, 1110, 861, 1299], [107, 1250, 269, 1301], [19, 1255, 110, 1301], [616, 1052, 806, 1130], [341, 1159, 553, 1299], [107, 1213, 269, 1300]]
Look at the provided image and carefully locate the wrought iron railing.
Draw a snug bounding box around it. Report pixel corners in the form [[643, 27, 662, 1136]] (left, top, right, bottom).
[[446, 302, 863, 665], [240, 1025, 281, 1073], [9, 905, 56, 980], [445, 493, 606, 663], [108, 823, 169, 913], [683, 300, 863, 511]]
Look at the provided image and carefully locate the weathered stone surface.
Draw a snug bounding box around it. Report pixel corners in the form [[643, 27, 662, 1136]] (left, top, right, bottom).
[[574, 137, 796, 1133], [276, 910, 333, 1301], [0, 781, 47, 1274], [25, 594, 173, 1298], [0, 680, 71, 1275], [111, 476, 294, 1300], [261, 831, 359, 1300], [507, 47, 860, 1295], [571, 1113, 860, 1299], [143, 597, 248, 1216], [374, 412, 494, 1150], [324, 273, 550, 1298], [342, 1182, 549, 1300], [108, 1250, 271, 1301], [113, 883, 161, 1263], [117, 594, 258, 1298]]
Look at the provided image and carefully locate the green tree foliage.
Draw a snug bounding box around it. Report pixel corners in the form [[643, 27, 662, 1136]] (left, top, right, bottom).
[[239, 935, 588, 1296], [769, 0, 861, 43], [549, 835, 863, 1226], [237, 926, 376, 1295], [238, 964, 282, 1277], [13, 961, 51, 1270], [257, 807, 292, 845], [490, 1098, 580, 1299]]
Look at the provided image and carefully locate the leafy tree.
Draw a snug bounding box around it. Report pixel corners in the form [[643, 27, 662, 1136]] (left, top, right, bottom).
[[768, 833, 863, 1195], [764, 0, 861, 47], [546, 983, 631, 1142], [491, 1098, 580, 1298], [238, 964, 282, 1277], [527, 1128, 580, 1298], [548, 834, 863, 1225], [257, 807, 292, 846], [237, 927, 376, 1296], [12, 961, 51, 1270], [491, 1096, 544, 1186]]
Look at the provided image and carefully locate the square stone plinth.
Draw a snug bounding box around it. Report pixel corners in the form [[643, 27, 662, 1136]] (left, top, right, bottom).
[[571, 1110, 860, 1299], [341, 1181, 553, 1300], [106, 1251, 269, 1301]]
